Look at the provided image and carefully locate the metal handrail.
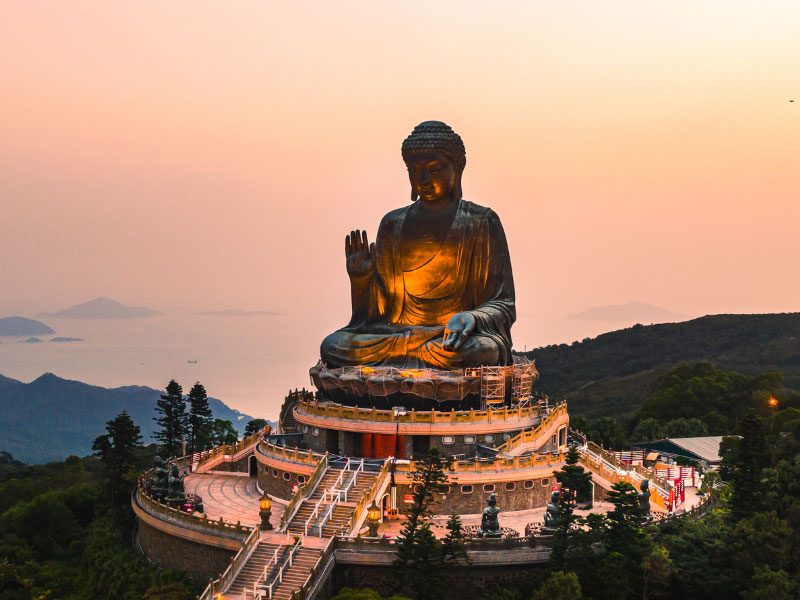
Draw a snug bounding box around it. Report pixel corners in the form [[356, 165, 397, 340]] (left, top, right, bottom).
[[265, 541, 302, 599], [198, 525, 259, 600], [304, 490, 329, 536], [280, 454, 328, 530]]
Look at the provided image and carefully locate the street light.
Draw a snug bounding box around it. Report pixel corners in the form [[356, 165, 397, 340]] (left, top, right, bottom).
[[259, 494, 273, 531], [769, 397, 778, 432], [366, 500, 381, 537]]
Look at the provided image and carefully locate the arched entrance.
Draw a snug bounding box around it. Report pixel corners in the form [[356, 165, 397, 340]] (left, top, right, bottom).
[[381, 493, 391, 519], [249, 455, 257, 477]]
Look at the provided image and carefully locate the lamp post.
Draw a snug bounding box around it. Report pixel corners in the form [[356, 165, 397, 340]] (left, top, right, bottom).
[[367, 500, 381, 537], [769, 397, 778, 432], [259, 494, 273, 531]]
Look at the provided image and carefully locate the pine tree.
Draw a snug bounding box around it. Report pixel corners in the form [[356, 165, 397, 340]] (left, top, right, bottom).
[[187, 382, 213, 453], [92, 410, 143, 505], [394, 448, 452, 596], [551, 445, 593, 568], [153, 380, 187, 457], [244, 418, 269, 437], [729, 410, 770, 521], [441, 513, 469, 565]]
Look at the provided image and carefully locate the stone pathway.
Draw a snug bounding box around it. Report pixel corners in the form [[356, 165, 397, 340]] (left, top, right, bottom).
[[185, 473, 285, 528]]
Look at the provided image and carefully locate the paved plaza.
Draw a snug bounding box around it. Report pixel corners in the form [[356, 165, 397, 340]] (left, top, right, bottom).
[[185, 473, 285, 528]]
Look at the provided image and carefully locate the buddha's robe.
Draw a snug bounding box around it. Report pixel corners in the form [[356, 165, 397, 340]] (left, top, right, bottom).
[[321, 199, 515, 370]]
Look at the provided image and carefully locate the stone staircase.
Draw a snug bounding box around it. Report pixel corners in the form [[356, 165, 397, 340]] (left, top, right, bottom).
[[286, 467, 377, 536], [269, 546, 322, 600], [223, 542, 322, 599], [225, 541, 283, 597]]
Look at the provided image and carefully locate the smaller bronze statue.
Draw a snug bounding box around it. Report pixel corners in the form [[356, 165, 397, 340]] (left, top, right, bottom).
[[543, 489, 560, 532], [638, 479, 651, 517], [165, 464, 187, 505], [477, 493, 502, 538], [151, 456, 169, 500]]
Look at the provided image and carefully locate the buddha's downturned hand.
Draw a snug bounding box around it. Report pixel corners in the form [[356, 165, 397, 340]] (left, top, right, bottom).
[[443, 311, 476, 351], [345, 229, 375, 283]]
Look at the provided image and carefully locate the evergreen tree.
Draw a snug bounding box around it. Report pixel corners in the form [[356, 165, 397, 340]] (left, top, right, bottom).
[[729, 410, 770, 521], [186, 382, 213, 454], [244, 418, 269, 437], [531, 571, 582, 600], [153, 380, 187, 457], [394, 448, 452, 597], [605, 481, 648, 557], [209, 418, 239, 446], [91, 410, 142, 506], [551, 445, 593, 568], [441, 513, 469, 565]]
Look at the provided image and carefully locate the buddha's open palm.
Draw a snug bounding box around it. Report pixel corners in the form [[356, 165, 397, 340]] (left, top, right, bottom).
[[345, 229, 375, 280], [444, 311, 476, 351]]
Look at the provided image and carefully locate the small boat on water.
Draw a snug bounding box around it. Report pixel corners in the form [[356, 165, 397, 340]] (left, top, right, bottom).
[[188, 360, 198, 364]]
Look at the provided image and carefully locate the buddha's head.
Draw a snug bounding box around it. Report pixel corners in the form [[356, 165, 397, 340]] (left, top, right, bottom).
[[402, 121, 466, 203]]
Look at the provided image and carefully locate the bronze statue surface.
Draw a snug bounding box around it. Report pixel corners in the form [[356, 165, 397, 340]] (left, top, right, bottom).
[[320, 121, 515, 371], [478, 493, 502, 538]]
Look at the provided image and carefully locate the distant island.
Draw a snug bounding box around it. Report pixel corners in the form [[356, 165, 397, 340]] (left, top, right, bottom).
[[20, 337, 44, 344], [38, 297, 163, 319], [195, 309, 280, 317], [50, 337, 84, 343], [0, 316, 55, 337], [567, 301, 688, 323]]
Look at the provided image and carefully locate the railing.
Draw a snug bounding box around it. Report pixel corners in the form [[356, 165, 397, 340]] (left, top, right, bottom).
[[194, 430, 264, 472], [348, 460, 392, 534], [392, 452, 566, 475], [495, 402, 569, 455], [330, 458, 364, 502], [280, 454, 329, 530], [265, 541, 302, 599], [198, 525, 260, 600], [304, 489, 338, 536], [134, 485, 252, 539], [317, 499, 339, 537], [577, 444, 670, 510], [288, 536, 336, 600], [258, 440, 326, 467], [241, 546, 281, 600], [296, 398, 541, 425]]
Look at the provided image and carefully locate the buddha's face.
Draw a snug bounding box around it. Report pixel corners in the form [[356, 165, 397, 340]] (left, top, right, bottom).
[[405, 152, 458, 203]]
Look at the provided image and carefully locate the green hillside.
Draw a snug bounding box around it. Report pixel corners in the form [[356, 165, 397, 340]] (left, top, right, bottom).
[[0, 373, 255, 463], [522, 313, 800, 419]]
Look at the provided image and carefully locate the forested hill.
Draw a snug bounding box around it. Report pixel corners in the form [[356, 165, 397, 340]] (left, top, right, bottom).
[[0, 373, 254, 464], [522, 313, 800, 419]]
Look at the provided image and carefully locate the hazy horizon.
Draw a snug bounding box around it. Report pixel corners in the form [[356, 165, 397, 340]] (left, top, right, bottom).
[[2, 2, 799, 416]]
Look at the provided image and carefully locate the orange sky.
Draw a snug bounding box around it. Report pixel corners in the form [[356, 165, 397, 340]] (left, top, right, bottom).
[[2, 1, 799, 343]]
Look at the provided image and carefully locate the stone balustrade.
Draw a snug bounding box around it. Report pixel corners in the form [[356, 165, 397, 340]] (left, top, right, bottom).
[[297, 398, 541, 425]]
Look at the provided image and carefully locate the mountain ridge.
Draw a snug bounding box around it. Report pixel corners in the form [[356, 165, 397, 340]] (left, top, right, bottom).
[[522, 312, 800, 419], [0, 372, 256, 464]]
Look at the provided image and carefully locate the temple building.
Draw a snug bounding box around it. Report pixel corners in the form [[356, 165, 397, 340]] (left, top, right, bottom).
[[131, 121, 702, 600]]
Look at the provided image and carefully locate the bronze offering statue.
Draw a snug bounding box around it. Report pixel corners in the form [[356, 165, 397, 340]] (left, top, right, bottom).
[[478, 493, 502, 538], [151, 456, 168, 499], [320, 121, 515, 372], [638, 479, 651, 516], [543, 489, 560, 532], [165, 464, 187, 504]]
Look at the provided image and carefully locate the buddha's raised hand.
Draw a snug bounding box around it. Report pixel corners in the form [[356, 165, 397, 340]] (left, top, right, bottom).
[[345, 229, 375, 280]]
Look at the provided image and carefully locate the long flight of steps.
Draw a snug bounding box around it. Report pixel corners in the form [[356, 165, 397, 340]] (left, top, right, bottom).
[[287, 468, 377, 536], [225, 541, 283, 597], [269, 546, 323, 600]]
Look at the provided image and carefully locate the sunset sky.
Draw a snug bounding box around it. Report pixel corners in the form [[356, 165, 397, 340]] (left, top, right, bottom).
[[2, 1, 799, 352]]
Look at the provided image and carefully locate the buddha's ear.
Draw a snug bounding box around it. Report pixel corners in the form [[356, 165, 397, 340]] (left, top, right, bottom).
[[410, 189, 417, 202]]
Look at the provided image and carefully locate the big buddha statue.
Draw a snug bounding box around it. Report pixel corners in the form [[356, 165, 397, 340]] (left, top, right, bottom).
[[319, 121, 515, 372]]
